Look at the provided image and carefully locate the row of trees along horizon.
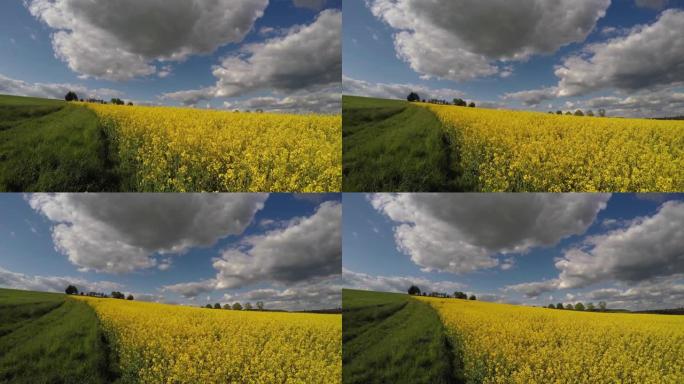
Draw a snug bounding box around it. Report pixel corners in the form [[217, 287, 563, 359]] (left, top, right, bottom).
[[407, 92, 476, 108], [406, 285, 614, 312], [65, 284, 134, 301], [65, 284, 271, 312], [64, 91, 132, 106], [547, 301, 609, 311], [408, 285, 477, 301], [204, 302, 266, 311], [406, 92, 609, 117]]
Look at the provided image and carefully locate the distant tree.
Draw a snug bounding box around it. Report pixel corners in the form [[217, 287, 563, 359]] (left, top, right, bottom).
[[598, 301, 607, 311], [574, 302, 585, 311], [111, 291, 125, 299], [598, 109, 606, 117], [256, 109, 264, 113], [586, 110, 595, 117], [408, 285, 421, 295], [468, 102, 476, 108], [574, 110, 585, 117], [453, 98, 467, 107], [556, 110, 563, 115], [127, 102, 133, 106], [110, 98, 125, 106], [548, 304, 555, 309], [556, 303, 564, 309], [469, 295, 476, 301], [565, 304, 574, 310], [586, 302, 595, 311], [407, 92, 421, 102], [244, 302, 253, 311], [127, 294, 134, 301], [421, 99, 426, 103], [565, 111, 572, 116], [213, 303, 221, 309], [65, 91, 79, 102], [232, 302, 243, 311], [256, 301, 265, 311], [79, 99, 84, 102], [65, 285, 79, 295], [454, 291, 468, 300], [205, 304, 213, 309], [79, 292, 84, 296], [223, 304, 231, 310]]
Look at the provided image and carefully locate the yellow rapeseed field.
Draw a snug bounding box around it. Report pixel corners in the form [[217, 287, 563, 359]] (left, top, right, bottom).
[[77, 297, 341, 384], [423, 104, 684, 192], [420, 297, 684, 384], [85, 103, 341, 192]]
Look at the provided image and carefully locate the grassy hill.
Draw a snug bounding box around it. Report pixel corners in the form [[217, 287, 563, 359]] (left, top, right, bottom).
[[342, 289, 462, 384], [342, 96, 466, 192], [0, 288, 119, 384], [0, 94, 121, 192]]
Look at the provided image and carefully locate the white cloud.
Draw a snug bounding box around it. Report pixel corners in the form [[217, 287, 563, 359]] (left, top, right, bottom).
[[582, 88, 684, 118], [162, 9, 341, 110], [26, 0, 268, 81], [369, 194, 609, 274], [0, 72, 122, 100], [222, 276, 341, 311], [342, 75, 464, 101], [555, 200, 684, 289], [508, 200, 684, 301], [213, 201, 341, 289], [342, 268, 464, 294], [223, 85, 341, 114], [582, 276, 684, 310], [0, 265, 121, 293], [367, 0, 609, 81], [502, 87, 559, 106], [556, 9, 684, 97], [28, 193, 267, 274], [163, 280, 217, 298]]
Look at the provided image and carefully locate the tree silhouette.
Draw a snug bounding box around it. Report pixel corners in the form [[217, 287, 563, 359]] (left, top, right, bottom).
[[408, 285, 421, 295], [407, 92, 420, 102], [65, 285, 78, 295], [65, 92, 79, 102]]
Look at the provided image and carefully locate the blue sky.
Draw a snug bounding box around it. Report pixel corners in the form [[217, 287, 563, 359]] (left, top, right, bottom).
[[0, 0, 341, 113], [343, 193, 684, 310], [0, 193, 341, 310], [343, 0, 684, 117]]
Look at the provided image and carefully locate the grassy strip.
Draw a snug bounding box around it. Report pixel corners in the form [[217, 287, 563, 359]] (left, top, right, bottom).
[[0, 94, 121, 192], [342, 96, 465, 192], [0, 288, 119, 384], [343, 289, 463, 384]]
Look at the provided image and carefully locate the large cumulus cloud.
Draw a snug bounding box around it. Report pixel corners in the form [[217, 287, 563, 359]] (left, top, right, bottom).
[[28, 193, 267, 273], [162, 9, 341, 111], [367, 0, 610, 81], [26, 0, 268, 81], [370, 194, 609, 274]]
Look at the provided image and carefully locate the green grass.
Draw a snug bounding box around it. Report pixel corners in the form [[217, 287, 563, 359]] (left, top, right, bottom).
[[343, 289, 463, 384], [343, 96, 466, 192], [0, 94, 121, 192], [0, 288, 119, 384]]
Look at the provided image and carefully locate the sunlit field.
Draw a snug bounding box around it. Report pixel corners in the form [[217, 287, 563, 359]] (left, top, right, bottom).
[[78, 297, 342, 384], [424, 104, 684, 192], [87, 103, 342, 192], [420, 296, 684, 384]]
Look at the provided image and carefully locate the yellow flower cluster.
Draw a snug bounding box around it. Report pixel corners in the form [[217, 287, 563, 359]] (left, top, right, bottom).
[[77, 297, 341, 384], [420, 297, 684, 384], [424, 104, 684, 192], [85, 103, 342, 192]]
